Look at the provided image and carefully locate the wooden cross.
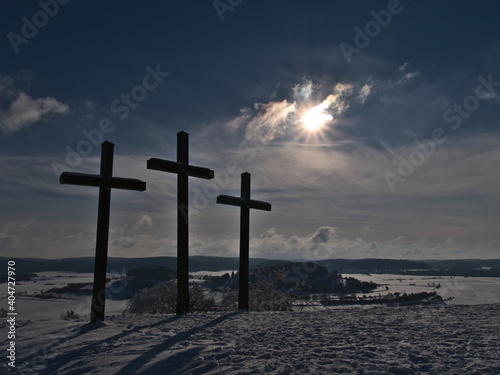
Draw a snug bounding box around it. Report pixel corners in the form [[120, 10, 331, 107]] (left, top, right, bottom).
[[217, 172, 271, 310], [147, 131, 214, 315], [59, 141, 146, 323]]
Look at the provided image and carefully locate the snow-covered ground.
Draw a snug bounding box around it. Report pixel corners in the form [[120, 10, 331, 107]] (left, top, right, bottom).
[[1, 272, 500, 374], [344, 274, 500, 305], [4, 305, 500, 374]]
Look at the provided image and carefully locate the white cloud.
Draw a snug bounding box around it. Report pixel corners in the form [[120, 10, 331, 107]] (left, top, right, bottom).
[[292, 79, 319, 101], [333, 82, 354, 96], [395, 62, 420, 85], [0, 72, 69, 134], [0, 92, 69, 133], [244, 99, 297, 142], [117, 214, 154, 234], [397, 71, 420, 85], [357, 84, 372, 104], [226, 107, 252, 131], [227, 79, 369, 144], [247, 226, 369, 260]]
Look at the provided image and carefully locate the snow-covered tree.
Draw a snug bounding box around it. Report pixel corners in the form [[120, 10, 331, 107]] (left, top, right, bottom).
[[126, 280, 216, 314], [220, 267, 296, 311]]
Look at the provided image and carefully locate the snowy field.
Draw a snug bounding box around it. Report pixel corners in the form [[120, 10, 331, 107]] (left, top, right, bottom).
[[1, 272, 500, 374], [343, 274, 500, 305], [4, 305, 500, 374]]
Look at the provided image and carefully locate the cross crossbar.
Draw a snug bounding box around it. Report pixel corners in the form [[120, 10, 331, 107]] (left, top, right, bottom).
[[216, 195, 271, 211], [60, 172, 146, 191], [59, 173, 103, 187], [147, 158, 214, 179]]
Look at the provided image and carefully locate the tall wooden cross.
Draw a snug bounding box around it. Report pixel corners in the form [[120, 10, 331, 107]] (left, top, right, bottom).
[[147, 131, 214, 315], [59, 141, 146, 323], [217, 172, 271, 310]]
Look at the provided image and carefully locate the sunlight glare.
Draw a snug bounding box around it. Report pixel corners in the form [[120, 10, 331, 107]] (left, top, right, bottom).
[[301, 103, 333, 131]]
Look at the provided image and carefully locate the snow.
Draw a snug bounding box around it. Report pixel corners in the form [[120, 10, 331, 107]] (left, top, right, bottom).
[[2, 272, 500, 374], [4, 305, 500, 374], [344, 274, 500, 305]]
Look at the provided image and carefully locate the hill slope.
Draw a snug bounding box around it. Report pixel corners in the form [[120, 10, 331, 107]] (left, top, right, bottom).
[[8, 304, 500, 374]]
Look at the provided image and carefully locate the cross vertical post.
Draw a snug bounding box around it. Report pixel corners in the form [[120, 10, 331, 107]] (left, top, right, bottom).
[[59, 141, 146, 323], [217, 172, 271, 310], [147, 131, 214, 315], [93, 142, 113, 323], [177, 132, 189, 315], [239, 173, 251, 311]]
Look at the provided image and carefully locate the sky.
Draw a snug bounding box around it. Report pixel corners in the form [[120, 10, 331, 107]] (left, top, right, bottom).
[[1, 0, 500, 261]]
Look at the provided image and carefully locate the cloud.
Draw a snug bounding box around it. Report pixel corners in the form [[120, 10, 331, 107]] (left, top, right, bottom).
[[394, 62, 420, 85], [0, 76, 15, 99], [247, 226, 369, 260], [226, 107, 253, 131], [333, 82, 354, 96], [107, 234, 177, 257], [118, 214, 154, 234], [311, 226, 338, 243], [0, 72, 69, 134], [0, 92, 69, 133], [244, 99, 297, 142], [397, 71, 420, 85], [357, 84, 372, 104], [292, 79, 319, 101], [0, 220, 37, 253], [87, 224, 500, 260], [245, 226, 498, 260], [227, 79, 372, 144]]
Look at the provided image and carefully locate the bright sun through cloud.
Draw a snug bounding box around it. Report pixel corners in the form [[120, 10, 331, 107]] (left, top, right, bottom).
[[301, 102, 333, 131]]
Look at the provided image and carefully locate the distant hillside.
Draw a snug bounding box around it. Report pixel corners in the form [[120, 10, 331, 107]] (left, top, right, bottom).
[[1, 256, 499, 277], [425, 259, 500, 271], [318, 258, 500, 277], [127, 265, 176, 281], [0, 256, 273, 274], [406, 259, 500, 277], [317, 259, 432, 273]]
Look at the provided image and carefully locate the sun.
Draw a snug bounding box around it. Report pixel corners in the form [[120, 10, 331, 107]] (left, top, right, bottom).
[[300, 103, 333, 131]]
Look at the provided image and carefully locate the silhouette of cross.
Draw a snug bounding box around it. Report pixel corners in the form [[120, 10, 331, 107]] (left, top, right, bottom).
[[217, 172, 271, 310], [147, 131, 214, 315], [59, 141, 146, 323]]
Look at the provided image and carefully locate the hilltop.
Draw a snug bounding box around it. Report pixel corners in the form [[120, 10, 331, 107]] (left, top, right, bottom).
[[7, 304, 500, 374]]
